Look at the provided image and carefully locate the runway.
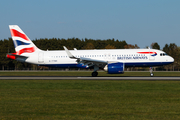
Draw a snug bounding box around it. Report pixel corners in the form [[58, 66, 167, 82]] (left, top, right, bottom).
[[1, 76, 180, 80]]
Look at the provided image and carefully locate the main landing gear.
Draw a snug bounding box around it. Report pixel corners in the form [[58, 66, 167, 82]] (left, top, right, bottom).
[[92, 65, 99, 77], [92, 71, 98, 77], [149, 67, 154, 77]]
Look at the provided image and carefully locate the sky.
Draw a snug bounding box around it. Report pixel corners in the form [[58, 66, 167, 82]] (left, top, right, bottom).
[[1, 0, 180, 49]]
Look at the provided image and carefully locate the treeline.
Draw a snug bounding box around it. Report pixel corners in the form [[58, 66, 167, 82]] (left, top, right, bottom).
[[0, 38, 179, 71], [34, 38, 127, 50]]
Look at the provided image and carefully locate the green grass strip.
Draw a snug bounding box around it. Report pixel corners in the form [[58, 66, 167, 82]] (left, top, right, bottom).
[[0, 80, 180, 119]]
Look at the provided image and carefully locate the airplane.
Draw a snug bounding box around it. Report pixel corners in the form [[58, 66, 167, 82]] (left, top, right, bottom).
[[7, 25, 174, 77]]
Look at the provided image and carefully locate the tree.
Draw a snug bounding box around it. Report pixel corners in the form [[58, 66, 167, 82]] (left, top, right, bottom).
[[83, 42, 95, 49], [115, 40, 127, 49], [105, 44, 116, 49], [163, 44, 169, 54], [163, 43, 178, 71], [151, 42, 160, 50], [124, 44, 139, 49]]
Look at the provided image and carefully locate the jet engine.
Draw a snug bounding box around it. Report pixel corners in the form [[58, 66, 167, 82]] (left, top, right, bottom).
[[104, 63, 124, 74]]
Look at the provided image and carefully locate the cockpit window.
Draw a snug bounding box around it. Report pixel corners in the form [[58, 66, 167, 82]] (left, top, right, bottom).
[[164, 53, 167, 56], [160, 53, 167, 56]]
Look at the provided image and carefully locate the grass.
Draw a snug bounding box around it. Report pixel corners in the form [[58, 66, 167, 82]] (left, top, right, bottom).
[[0, 71, 180, 76], [1, 80, 180, 119]]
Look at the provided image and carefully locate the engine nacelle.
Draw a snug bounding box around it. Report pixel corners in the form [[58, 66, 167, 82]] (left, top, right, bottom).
[[104, 63, 124, 74]]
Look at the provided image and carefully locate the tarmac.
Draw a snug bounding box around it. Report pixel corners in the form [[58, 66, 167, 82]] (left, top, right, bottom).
[[1, 76, 180, 80]]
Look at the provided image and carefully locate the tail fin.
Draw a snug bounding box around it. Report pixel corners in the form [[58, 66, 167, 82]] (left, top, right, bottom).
[[9, 25, 40, 55]]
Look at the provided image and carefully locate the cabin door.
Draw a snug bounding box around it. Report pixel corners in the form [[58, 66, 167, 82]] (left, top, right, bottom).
[[38, 52, 44, 63]]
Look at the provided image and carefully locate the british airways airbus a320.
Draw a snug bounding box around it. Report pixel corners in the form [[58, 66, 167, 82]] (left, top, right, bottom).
[[7, 25, 174, 77]]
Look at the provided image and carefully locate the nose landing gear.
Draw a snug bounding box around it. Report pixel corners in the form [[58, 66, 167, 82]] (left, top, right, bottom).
[[149, 67, 154, 77]]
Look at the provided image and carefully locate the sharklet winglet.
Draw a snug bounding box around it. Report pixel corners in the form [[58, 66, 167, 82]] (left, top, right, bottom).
[[63, 46, 77, 59]]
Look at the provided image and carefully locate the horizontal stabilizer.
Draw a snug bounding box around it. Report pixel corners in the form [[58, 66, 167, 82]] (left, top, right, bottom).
[[7, 53, 28, 61]]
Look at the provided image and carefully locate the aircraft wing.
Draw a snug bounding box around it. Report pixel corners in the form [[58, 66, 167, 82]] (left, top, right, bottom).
[[80, 57, 107, 63], [63, 46, 108, 68]]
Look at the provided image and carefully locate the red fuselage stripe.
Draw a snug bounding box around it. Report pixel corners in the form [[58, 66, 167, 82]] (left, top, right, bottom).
[[137, 52, 157, 54]]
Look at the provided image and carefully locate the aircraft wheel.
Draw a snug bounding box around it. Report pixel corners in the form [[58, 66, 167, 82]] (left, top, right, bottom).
[[150, 73, 154, 77], [92, 72, 98, 77]]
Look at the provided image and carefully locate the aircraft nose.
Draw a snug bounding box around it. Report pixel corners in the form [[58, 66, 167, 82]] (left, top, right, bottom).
[[169, 56, 174, 63]]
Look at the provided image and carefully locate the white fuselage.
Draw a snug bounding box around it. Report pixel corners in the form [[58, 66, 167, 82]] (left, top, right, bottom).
[[22, 48, 174, 68]]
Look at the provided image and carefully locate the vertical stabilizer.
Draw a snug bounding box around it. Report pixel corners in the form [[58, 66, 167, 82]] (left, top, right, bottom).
[[9, 25, 40, 55]]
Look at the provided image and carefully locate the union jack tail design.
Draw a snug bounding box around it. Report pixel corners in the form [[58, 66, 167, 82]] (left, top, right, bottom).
[[9, 25, 39, 55], [7, 25, 41, 60]]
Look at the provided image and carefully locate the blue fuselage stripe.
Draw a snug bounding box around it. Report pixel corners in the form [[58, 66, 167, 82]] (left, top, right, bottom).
[[125, 62, 172, 67], [40, 62, 173, 68]]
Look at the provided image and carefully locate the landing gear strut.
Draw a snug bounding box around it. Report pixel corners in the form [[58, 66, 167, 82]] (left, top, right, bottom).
[[92, 71, 98, 77], [92, 65, 99, 77], [149, 67, 154, 77]]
